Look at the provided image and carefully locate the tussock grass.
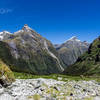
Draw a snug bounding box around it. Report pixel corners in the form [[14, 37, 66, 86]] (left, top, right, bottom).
[[0, 60, 15, 83]]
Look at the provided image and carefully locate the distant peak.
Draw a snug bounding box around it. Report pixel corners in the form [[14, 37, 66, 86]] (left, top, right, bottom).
[[70, 36, 77, 40], [83, 41, 88, 43], [65, 36, 81, 42]]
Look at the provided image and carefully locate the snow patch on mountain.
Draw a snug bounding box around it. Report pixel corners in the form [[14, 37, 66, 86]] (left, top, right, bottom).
[[65, 36, 81, 43], [0, 31, 11, 41]]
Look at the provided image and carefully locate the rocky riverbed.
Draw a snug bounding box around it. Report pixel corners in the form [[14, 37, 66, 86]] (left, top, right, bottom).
[[0, 78, 100, 100]]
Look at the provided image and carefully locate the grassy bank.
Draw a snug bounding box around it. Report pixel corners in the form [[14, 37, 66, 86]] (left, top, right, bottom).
[[14, 72, 100, 82]]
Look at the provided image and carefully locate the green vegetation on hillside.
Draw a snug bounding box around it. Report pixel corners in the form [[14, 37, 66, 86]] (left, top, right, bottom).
[[64, 36, 100, 76], [0, 60, 15, 83], [14, 72, 100, 82]]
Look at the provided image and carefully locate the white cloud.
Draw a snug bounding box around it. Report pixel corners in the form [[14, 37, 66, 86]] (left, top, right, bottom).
[[0, 8, 13, 14]]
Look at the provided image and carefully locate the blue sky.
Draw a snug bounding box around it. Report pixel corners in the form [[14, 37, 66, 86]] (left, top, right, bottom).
[[0, 0, 100, 44]]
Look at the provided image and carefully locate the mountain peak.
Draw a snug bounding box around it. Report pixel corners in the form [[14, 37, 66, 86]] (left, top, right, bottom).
[[69, 36, 78, 40], [14, 24, 33, 35], [22, 24, 32, 32], [70, 36, 77, 40], [65, 36, 81, 42]]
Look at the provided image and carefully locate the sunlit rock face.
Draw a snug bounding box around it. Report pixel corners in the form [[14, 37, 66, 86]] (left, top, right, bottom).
[[55, 36, 89, 67], [0, 25, 65, 74]]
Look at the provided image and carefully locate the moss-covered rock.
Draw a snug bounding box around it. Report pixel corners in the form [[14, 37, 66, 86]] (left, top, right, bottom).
[[0, 60, 15, 86]]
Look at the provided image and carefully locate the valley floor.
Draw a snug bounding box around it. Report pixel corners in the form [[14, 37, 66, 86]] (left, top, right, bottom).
[[0, 77, 100, 100]]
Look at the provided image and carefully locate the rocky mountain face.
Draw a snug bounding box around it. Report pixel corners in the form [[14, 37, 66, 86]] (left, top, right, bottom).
[[0, 24, 65, 75], [55, 36, 89, 67], [64, 36, 100, 75]]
